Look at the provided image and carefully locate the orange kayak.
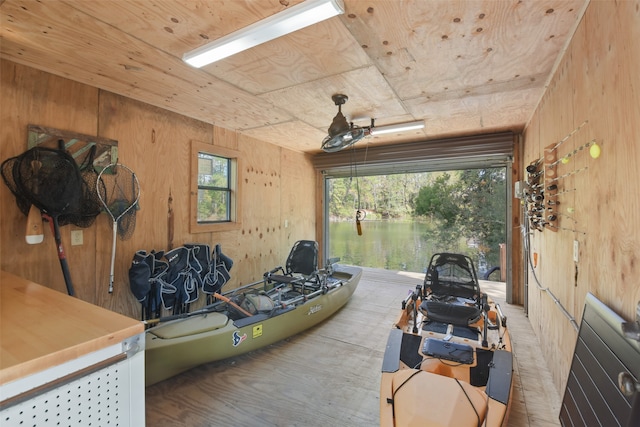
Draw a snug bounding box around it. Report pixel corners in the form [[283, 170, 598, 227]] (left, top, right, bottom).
[[380, 253, 513, 427]]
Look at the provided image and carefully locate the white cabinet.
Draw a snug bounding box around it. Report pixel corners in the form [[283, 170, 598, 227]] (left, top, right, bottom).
[[0, 271, 145, 426]]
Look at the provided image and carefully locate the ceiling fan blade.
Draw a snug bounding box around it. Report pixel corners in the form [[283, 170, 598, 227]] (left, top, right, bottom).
[[321, 128, 365, 152]]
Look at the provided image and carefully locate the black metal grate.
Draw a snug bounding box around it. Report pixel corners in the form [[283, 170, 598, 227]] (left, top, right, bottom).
[[560, 293, 640, 427]]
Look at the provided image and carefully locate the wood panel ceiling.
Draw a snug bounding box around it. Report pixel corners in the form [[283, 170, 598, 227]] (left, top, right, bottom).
[[0, 0, 587, 153]]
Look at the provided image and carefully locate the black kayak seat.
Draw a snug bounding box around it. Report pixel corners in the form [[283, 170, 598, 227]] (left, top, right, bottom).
[[421, 300, 481, 326], [265, 240, 320, 290], [266, 274, 303, 285], [423, 253, 481, 300]]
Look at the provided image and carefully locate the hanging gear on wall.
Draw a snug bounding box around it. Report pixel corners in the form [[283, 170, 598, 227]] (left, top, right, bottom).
[[1, 144, 102, 296], [97, 163, 141, 293], [129, 243, 235, 321]]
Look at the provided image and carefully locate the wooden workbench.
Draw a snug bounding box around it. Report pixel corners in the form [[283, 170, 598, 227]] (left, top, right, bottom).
[[0, 270, 143, 385]]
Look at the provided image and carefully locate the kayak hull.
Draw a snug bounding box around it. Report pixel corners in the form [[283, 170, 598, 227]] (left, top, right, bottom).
[[380, 253, 513, 427], [145, 265, 362, 386]]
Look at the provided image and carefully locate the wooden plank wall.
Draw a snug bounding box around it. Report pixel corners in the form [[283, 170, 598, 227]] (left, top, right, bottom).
[[522, 0, 640, 394], [0, 60, 318, 319]]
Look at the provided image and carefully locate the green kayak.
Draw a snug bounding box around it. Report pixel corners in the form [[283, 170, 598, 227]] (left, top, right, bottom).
[[145, 264, 362, 386]]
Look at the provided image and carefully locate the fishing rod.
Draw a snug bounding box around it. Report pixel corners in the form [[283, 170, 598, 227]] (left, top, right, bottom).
[[547, 139, 597, 168], [548, 120, 589, 152]]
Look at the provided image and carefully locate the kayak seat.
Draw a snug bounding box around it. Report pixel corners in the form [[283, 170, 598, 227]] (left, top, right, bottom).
[[422, 320, 480, 340], [421, 300, 481, 326], [423, 253, 481, 300], [264, 240, 320, 291]]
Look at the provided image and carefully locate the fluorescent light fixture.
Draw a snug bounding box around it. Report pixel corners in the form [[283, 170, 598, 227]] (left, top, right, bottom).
[[369, 120, 425, 136], [183, 0, 345, 68]]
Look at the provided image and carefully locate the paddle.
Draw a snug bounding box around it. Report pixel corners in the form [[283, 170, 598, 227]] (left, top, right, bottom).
[[144, 304, 222, 326], [25, 204, 44, 244], [213, 292, 253, 317], [144, 292, 253, 326], [25, 159, 44, 244]]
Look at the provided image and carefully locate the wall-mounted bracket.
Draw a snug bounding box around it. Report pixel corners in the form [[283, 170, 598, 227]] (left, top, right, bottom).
[[542, 143, 558, 231], [621, 301, 640, 342]]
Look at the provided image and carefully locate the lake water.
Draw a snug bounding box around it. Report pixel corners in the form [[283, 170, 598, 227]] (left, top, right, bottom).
[[329, 220, 465, 274]]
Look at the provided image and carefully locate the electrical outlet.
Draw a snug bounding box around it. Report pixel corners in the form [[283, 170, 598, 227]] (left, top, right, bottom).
[[514, 181, 524, 199], [573, 240, 579, 263], [71, 230, 83, 246]]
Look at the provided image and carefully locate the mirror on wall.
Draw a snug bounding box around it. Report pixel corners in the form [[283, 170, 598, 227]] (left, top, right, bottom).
[[27, 125, 118, 172]]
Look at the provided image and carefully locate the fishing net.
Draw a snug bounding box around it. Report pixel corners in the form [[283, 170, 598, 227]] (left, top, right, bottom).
[[75, 145, 103, 228], [1, 145, 103, 296], [97, 163, 140, 293], [1, 157, 30, 215], [1, 146, 102, 227], [96, 163, 139, 240]]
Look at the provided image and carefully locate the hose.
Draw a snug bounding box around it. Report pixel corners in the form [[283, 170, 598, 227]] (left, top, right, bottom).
[[522, 206, 579, 331]]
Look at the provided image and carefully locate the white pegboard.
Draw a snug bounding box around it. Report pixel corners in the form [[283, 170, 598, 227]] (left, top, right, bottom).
[[2, 359, 131, 427], [1, 335, 145, 427]]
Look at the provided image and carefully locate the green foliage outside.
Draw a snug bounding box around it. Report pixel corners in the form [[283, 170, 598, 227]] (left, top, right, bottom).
[[328, 168, 506, 270]]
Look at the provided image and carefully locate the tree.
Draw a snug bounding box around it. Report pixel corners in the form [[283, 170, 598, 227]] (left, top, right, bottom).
[[454, 168, 506, 268], [328, 173, 434, 220], [414, 173, 458, 227]]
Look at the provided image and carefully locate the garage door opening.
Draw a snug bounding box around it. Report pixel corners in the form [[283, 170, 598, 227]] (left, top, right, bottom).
[[313, 132, 516, 300], [325, 167, 508, 278]]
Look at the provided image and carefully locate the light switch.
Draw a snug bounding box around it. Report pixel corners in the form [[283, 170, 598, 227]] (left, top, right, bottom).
[[71, 230, 83, 246]]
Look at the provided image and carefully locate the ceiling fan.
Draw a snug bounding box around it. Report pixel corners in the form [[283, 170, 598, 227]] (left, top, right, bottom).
[[320, 94, 366, 153], [320, 94, 425, 152]]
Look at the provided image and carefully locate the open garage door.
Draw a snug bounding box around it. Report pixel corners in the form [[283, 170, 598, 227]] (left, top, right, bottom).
[[312, 131, 517, 302], [313, 132, 515, 178]]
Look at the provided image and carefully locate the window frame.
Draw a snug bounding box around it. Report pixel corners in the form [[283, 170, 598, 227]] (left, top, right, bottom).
[[190, 140, 241, 233]]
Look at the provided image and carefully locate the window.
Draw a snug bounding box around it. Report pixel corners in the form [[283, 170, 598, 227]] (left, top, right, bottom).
[[197, 153, 231, 222], [191, 141, 241, 233]]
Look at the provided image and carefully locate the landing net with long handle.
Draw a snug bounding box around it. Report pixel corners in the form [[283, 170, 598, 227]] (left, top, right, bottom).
[[1, 146, 102, 296], [97, 163, 140, 293]]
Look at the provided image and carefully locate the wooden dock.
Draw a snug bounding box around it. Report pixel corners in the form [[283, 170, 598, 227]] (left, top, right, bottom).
[[146, 267, 561, 426]]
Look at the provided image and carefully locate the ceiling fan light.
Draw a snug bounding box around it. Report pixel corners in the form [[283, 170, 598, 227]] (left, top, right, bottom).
[[183, 0, 345, 67], [369, 120, 425, 136]]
